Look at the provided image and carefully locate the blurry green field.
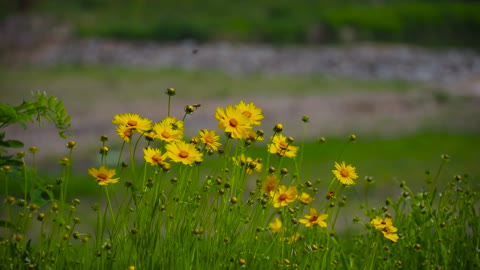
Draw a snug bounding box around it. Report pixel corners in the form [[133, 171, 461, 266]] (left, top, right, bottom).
[[2, 0, 479, 47], [0, 66, 418, 104]]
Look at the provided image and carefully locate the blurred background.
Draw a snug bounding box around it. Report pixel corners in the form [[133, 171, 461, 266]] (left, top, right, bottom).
[[1, 0, 479, 194]]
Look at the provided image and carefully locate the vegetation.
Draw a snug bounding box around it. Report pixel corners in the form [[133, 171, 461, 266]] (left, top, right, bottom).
[[2, 0, 480, 47], [1, 91, 478, 269]]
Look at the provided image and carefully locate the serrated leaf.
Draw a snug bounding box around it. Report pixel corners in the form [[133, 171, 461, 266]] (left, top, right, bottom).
[[55, 100, 64, 114], [47, 96, 56, 109], [37, 93, 47, 108]]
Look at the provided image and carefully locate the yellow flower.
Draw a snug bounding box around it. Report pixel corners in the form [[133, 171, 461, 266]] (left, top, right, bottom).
[[269, 217, 282, 233], [268, 134, 298, 158], [88, 166, 119, 186], [198, 129, 221, 151], [245, 129, 264, 142], [143, 147, 168, 166], [286, 232, 301, 244], [166, 141, 203, 166], [332, 161, 358, 186], [371, 216, 399, 243], [112, 113, 152, 133], [262, 175, 279, 194], [232, 154, 262, 174], [235, 101, 264, 126], [153, 117, 184, 142], [299, 192, 314, 205], [116, 125, 133, 142], [370, 216, 393, 231], [215, 106, 252, 139], [381, 225, 399, 243], [271, 185, 298, 208], [299, 208, 328, 228]]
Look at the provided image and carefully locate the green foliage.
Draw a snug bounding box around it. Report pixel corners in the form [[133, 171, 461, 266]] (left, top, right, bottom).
[[0, 92, 71, 138], [7, 0, 479, 47], [1, 92, 478, 269], [0, 92, 70, 175]]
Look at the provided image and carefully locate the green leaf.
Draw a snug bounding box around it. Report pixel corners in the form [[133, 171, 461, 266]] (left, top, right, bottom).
[[47, 95, 56, 109], [4, 139, 24, 148], [0, 103, 18, 126]]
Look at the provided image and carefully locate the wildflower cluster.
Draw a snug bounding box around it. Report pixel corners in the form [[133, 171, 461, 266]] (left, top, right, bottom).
[[1, 90, 478, 270]]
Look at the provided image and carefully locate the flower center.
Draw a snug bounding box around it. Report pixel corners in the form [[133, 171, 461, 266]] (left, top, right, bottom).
[[205, 137, 213, 144], [161, 131, 171, 138], [152, 154, 163, 163], [242, 111, 252, 118], [179, 150, 189, 158], [279, 193, 288, 201], [127, 120, 137, 127], [124, 129, 133, 137], [310, 215, 318, 222], [97, 173, 108, 181], [229, 118, 238, 127], [340, 169, 349, 178], [279, 141, 288, 149]]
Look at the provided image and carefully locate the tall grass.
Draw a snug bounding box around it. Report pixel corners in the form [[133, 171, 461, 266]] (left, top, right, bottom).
[[1, 91, 478, 269]]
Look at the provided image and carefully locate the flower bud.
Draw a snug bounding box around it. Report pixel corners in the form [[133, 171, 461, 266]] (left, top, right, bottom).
[[66, 141, 76, 149], [273, 123, 283, 133], [166, 87, 176, 96]]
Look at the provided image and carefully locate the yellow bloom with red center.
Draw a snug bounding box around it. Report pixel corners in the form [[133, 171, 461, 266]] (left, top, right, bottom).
[[262, 175, 279, 194], [166, 141, 203, 166], [88, 166, 119, 186], [381, 225, 399, 243], [268, 134, 298, 158], [116, 125, 133, 142], [235, 101, 264, 126], [271, 185, 298, 208], [300, 192, 314, 205], [332, 161, 358, 186], [153, 117, 184, 142], [370, 216, 392, 230], [215, 106, 252, 139], [370, 216, 399, 243], [269, 217, 282, 233], [143, 147, 168, 166], [299, 208, 328, 228], [198, 129, 221, 151], [112, 113, 152, 133]]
